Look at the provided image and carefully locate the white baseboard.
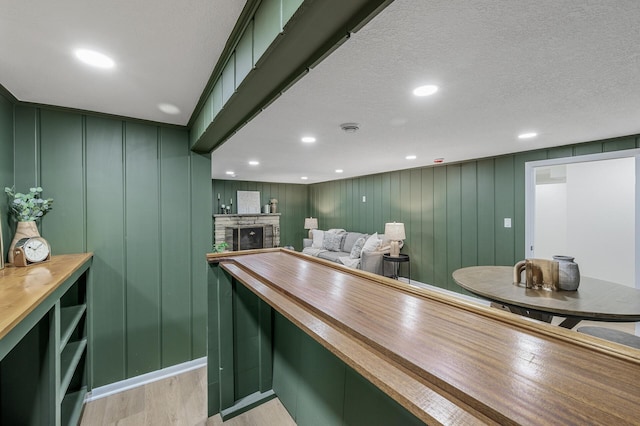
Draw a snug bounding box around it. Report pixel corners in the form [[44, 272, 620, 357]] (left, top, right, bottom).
[[85, 357, 207, 402]]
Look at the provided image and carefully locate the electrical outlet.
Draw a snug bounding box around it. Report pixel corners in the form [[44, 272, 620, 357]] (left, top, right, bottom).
[[504, 218, 512, 228], [362, 196, 366, 202]]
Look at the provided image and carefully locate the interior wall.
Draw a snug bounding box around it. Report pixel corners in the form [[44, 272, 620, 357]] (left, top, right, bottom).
[[0, 94, 13, 261], [534, 157, 635, 286], [309, 136, 639, 293], [566, 158, 635, 286], [534, 183, 568, 259], [6, 104, 212, 387], [212, 180, 309, 250]]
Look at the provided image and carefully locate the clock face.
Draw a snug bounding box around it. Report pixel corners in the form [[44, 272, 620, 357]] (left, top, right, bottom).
[[24, 237, 50, 262]]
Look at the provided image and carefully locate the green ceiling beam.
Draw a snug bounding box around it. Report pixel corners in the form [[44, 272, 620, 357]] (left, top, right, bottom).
[[190, 0, 393, 154]]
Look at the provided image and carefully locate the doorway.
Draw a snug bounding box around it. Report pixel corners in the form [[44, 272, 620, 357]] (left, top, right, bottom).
[[525, 149, 640, 289]]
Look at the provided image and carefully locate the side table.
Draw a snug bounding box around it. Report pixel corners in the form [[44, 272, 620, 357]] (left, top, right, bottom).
[[383, 253, 410, 283]]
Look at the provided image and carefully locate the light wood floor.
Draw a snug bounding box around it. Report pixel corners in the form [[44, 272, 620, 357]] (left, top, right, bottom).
[[79, 366, 296, 426]]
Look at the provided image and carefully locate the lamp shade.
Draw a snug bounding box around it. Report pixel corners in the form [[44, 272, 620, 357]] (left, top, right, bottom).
[[304, 217, 318, 230], [384, 222, 406, 240]]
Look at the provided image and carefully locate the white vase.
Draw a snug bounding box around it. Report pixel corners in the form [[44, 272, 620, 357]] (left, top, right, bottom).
[[553, 255, 580, 291], [8, 221, 40, 264]]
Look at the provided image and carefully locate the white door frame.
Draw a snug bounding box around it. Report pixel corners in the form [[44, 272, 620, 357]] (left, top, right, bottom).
[[524, 148, 640, 291]]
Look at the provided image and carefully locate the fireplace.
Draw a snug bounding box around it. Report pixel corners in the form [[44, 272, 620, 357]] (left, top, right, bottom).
[[231, 226, 264, 251], [214, 213, 280, 250]]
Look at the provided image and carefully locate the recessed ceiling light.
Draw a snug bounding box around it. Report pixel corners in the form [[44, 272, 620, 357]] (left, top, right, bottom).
[[301, 176, 308, 180], [335, 169, 343, 173], [74, 48, 115, 69], [225, 171, 234, 175], [406, 155, 417, 160], [158, 103, 180, 115], [249, 160, 260, 166], [413, 85, 438, 97], [301, 136, 316, 143], [518, 132, 538, 139]]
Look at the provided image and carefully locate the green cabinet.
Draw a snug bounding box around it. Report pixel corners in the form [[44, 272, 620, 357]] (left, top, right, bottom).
[[58, 277, 89, 425], [0, 254, 92, 425]]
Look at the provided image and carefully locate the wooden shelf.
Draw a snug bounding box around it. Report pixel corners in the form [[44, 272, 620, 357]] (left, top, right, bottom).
[[60, 304, 86, 352], [61, 386, 88, 426], [60, 338, 87, 397], [0, 253, 93, 341]]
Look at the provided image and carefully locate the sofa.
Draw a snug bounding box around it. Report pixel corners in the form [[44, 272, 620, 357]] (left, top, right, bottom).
[[301, 229, 399, 275]]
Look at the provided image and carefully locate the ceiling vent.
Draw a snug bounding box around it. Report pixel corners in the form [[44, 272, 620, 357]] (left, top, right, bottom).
[[340, 122, 359, 133]]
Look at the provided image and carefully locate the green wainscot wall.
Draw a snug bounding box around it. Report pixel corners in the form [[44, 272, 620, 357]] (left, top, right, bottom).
[[2, 102, 212, 388], [212, 179, 309, 250], [0, 93, 13, 260], [309, 136, 640, 294]]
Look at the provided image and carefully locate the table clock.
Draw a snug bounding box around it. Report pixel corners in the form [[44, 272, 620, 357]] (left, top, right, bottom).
[[13, 236, 51, 267]]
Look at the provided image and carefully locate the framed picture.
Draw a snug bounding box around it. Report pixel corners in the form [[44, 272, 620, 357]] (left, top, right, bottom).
[[237, 191, 261, 214]]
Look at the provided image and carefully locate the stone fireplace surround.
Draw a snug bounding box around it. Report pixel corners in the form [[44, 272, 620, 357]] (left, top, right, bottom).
[[214, 213, 280, 249]]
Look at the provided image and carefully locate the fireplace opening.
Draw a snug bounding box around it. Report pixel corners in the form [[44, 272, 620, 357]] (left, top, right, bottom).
[[224, 224, 274, 251], [234, 226, 264, 251]]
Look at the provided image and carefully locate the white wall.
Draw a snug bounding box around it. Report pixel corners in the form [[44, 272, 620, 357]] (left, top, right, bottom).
[[534, 183, 567, 259], [565, 158, 635, 287], [535, 157, 635, 287]]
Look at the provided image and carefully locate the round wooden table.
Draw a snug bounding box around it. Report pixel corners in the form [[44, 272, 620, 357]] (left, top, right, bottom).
[[453, 266, 640, 328]]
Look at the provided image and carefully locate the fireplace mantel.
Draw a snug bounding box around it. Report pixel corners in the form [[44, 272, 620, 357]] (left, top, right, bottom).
[[213, 213, 280, 248]]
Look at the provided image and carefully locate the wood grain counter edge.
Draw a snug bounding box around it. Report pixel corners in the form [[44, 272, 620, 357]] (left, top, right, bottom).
[[208, 249, 640, 424], [219, 260, 496, 425], [0, 253, 93, 340], [208, 249, 640, 364]]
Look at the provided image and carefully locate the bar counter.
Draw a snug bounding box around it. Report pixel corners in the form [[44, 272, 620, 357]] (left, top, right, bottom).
[[208, 249, 640, 425]]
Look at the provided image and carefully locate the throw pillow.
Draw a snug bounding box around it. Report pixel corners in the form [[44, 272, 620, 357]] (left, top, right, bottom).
[[323, 232, 344, 252], [339, 256, 361, 269], [327, 228, 347, 234], [311, 229, 325, 248], [361, 232, 381, 253], [342, 232, 366, 253], [349, 236, 367, 259]]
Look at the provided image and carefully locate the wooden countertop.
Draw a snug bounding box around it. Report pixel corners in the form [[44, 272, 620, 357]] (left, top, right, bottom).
[[0, 253, 93, 339], [208, 249, 640, 425]]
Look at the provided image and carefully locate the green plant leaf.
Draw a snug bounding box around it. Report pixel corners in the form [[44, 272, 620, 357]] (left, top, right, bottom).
[[4, 186, 53, 222]]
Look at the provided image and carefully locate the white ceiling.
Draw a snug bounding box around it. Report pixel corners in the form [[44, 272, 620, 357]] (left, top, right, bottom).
[[0, 0, 245, 126], [3, 1, 640, 185], [211, 0, 640, 184]]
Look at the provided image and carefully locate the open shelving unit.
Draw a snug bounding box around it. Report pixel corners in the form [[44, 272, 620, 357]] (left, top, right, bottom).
[[0, 253, 92, 426], [58, 280, 88, 425]]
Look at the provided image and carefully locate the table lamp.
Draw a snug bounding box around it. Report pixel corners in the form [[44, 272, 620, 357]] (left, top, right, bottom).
[[304, 217, 318, 239], [384, 222, 405, 257]]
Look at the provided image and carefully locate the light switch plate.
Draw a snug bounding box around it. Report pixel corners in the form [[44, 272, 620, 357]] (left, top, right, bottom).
[[504, 218, 512, 228], [362, 196, 366, 202]]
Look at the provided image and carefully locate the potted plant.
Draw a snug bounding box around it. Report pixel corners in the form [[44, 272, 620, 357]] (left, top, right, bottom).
[[212, 241, 229, 253], [4, 187, 53, 263]]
